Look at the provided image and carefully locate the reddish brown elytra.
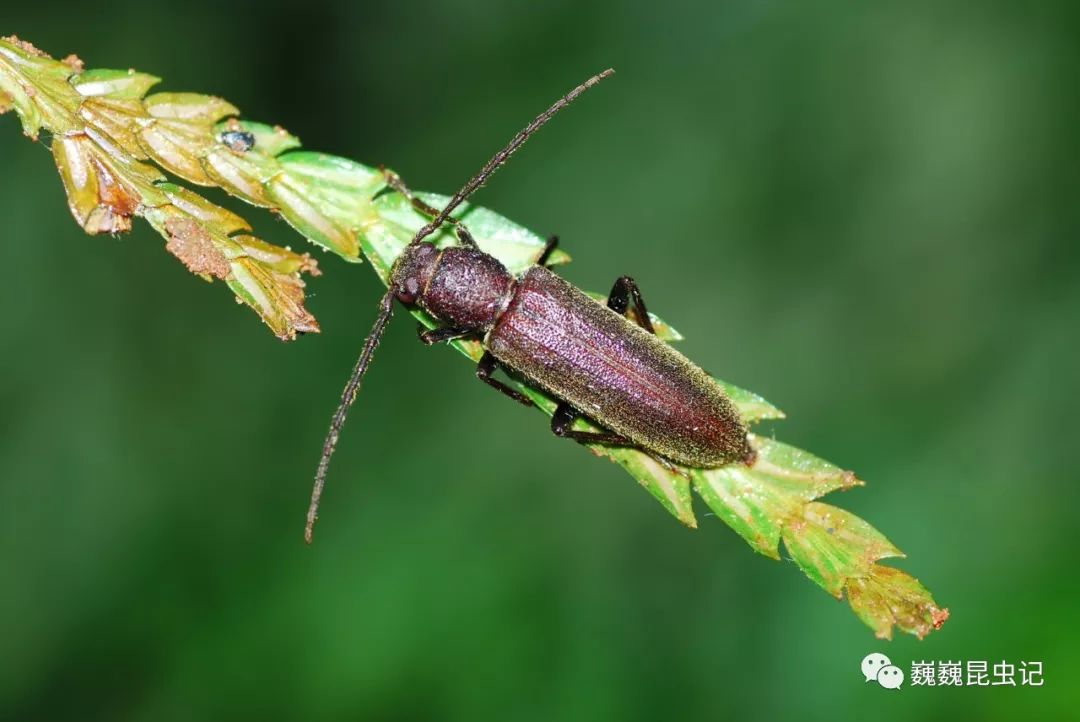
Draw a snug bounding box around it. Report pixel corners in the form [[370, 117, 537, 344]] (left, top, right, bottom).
[[305, 69, 752, 543]]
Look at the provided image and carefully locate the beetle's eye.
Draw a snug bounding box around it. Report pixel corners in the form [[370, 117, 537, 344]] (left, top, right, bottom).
[[396, 277, 421, 305]]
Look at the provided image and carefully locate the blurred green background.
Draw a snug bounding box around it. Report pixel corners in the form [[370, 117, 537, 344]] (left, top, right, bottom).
[[2, 0, 1077, 719]]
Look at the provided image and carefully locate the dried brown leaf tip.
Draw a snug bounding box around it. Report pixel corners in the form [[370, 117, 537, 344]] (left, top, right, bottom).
[[164, 217, 231, 279], [61, 54, 84, 72], [229, 254, 322, 339], [846, 565, 951, 640], [51, 133, 153, 234], [299, 253, 321, 276], [1, 36, 47, 57]]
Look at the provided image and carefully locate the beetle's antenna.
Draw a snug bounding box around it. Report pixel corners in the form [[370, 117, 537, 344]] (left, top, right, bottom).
[[306, 288, 396, 543], [410, 68, 614, 247]]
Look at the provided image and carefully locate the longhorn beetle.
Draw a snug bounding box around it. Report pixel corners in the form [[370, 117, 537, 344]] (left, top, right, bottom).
[[305, 69, 754, 542]]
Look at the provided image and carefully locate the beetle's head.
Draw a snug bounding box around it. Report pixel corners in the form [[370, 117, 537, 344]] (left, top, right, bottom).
[[389, 243, 515, 332], [390, 242, 439, 305]]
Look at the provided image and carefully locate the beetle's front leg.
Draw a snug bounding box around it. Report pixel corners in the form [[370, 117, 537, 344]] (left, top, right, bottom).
[[383, 169, 479, 248], [607, 276, 656, 334]]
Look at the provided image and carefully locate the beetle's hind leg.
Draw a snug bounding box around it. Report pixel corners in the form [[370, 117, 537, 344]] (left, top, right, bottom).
[[551, 403, 637, 447], [607, 276, 656, 334], [383, 169, 478, 248], [552, 403, 690, 476]]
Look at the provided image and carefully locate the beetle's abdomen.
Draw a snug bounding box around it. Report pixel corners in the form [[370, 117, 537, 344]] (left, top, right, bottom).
[[486, 267, 751, 467]]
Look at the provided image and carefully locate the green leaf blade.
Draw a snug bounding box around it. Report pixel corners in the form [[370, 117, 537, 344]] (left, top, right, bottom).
[[781, 502, 903, 597], [72, 68, 161, 99], [1, 35, 948, 640]]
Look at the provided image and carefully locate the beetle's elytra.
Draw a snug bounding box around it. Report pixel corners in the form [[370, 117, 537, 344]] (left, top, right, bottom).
[[486, 265, 751, 467], [305, 69, 752, 542]]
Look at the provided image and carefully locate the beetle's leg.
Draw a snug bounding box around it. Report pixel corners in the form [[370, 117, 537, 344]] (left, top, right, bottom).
[[383, 169, 478, 248], [552, 404, 688, 470], [537, 235, 559, 266], [607, 276, 656, 334], [551, 402, 637, 447], [476, 352, 534, 407], [652, 453, 692, 480], [417, 325, 471, 346]]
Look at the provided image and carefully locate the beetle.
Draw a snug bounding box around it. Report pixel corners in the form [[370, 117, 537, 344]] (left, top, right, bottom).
[[305, 69, 753, 542], [220, 129, 255, 153]]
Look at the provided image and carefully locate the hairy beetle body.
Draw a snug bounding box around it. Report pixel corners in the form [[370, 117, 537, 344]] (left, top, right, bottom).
[[391, 245, 752, 468]]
